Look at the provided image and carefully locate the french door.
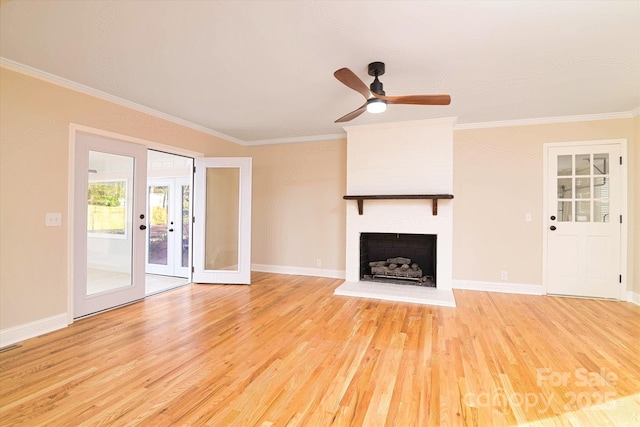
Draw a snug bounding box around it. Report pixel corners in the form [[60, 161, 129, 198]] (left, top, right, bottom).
[[193, 157, 252, 284], [74, 136, 252, 317], [74, 134, 147, 318], [146, 177, 191, 278], [545, 142, 622, 299]]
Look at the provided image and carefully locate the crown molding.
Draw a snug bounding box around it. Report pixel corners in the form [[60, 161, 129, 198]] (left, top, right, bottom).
[[455, 110, 638, 130], [0, 57, 244, 145], [343, 116, 458, 134], [244, 133, 346, 146]]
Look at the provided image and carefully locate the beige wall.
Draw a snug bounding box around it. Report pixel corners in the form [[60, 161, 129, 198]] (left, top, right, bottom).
[[635, 116, 640, 294], [0, 68, 245, 329], [453, 118, 637, 292], [251, 140, 347, 273], [1, 66, 638, 333]]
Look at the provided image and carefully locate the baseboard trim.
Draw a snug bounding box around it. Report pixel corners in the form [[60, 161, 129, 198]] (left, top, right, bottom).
[[626, 291, 640, 307], [0, 313, 68, 348], [252, 264, 346, 279], [453, 279, 544, 295]]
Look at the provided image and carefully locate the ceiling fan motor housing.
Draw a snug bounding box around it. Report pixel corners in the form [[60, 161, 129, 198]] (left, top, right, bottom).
[[369, 62, 384, 95], [368, 61, 385, 76], [368, 62, 386, 95]]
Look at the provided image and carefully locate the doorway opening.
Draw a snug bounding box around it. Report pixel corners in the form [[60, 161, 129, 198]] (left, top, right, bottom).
[[145, 150, 193, 295], [71, 124, 253, 320]]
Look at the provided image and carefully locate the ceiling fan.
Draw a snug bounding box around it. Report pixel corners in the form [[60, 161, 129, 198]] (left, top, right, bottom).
[[333, 62, 451, 123]]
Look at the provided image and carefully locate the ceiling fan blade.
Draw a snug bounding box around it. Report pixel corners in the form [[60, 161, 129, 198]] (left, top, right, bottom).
[[371, 93, 451, 105], [334, 68, 371, 100], [335, 103, 367, 123]]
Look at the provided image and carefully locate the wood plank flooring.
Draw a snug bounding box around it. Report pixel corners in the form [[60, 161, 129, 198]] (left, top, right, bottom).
[[1, 272, 639, 426]]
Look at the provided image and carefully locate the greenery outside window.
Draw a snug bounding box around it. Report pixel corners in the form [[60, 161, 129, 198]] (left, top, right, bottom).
[[87, 180, 128, 238]]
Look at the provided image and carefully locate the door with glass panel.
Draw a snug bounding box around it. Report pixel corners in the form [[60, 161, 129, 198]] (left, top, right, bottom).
[[146, 177, 190, 278], [193, 157, 252, 284], [74, 134, 147, 317], [546, 143, 621, 299]]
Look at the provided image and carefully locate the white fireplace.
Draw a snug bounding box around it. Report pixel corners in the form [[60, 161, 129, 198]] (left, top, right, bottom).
[[335, 117, 457, 306]]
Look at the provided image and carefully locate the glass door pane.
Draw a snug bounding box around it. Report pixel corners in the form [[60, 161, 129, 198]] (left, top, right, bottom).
[[554, 153, 612, 223], [181, 184, 190, 268], [148, 185, 169, 266], [205, 168, 239, 271], [86, 151, 134, 295]]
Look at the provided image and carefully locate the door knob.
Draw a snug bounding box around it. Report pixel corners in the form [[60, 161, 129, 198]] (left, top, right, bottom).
[[169, 228, 174, 232], [550, 225, 557, 231], [139, 225, 147, 230], [550, 215, 556, 221]]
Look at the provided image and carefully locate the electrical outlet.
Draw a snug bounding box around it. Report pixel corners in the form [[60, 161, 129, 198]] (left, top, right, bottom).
[[316, 259, 322, 267], [500, 271, 508, 281], [45, 212, 62, 227]]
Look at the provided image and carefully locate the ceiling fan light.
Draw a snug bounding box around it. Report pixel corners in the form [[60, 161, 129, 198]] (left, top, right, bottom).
[[366, 98, 387, 114]]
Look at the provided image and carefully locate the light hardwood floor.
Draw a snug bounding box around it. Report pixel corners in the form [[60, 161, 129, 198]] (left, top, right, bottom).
[[1, 273, 639, 426], [145, 274, 190, 296], [86, 270, 189, 296]]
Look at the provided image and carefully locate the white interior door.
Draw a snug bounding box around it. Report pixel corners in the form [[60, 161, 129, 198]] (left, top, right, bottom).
[[546, 143, 621, 298], [146, 177, 190, 278], [74, 134, 147, 317], [193, 157, 252, 284]]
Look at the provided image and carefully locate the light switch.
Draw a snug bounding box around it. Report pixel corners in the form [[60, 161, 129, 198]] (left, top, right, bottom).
[[45, 212, 62, 227], [525, 213, 532, 222]]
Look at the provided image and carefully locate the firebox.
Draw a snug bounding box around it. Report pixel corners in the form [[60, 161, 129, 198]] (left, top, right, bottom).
[[359, 233, 437, 286]]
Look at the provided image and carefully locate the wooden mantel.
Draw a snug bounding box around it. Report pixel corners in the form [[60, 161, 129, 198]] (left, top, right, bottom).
[[343, 194, 454, 216]]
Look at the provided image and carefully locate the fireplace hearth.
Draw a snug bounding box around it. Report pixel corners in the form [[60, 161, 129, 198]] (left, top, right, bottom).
[[360, 233, 437, 287]]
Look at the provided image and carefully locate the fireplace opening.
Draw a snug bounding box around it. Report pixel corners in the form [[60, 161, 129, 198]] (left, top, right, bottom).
[[360, 233, 437, 287]]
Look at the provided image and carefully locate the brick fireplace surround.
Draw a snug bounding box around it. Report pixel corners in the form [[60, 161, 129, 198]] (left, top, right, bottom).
[[334, 117, 457, 307]]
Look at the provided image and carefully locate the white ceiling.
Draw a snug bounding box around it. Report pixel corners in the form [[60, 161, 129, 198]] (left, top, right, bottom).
[[1, 0, 639, 144]]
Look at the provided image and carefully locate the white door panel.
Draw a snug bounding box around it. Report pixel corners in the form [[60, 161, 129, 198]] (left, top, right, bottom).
[[193, 157, 252, 284], [552, 235, 579, 279], [74, 134, 147, 317], [546, 143, 621, 299], [586, 237, 608, 281]]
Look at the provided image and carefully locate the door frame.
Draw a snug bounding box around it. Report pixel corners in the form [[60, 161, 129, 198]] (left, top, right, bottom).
[[541, 138, 628, 300], [67, 124, 203, 323]]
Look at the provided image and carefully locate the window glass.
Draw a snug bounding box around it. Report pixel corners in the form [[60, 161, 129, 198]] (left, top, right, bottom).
[[594, 177, 609, 199], [575, 154, 590, 176], [594, 200, 609, 223], [557, 178, 572, 199], [575, 177, 590, 199], [557, 155, 572, 176], [87, 180, 127, 236], [593, 153, 609, 175], [575, 201, 591, 222], [557, 201, 572, 222]]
